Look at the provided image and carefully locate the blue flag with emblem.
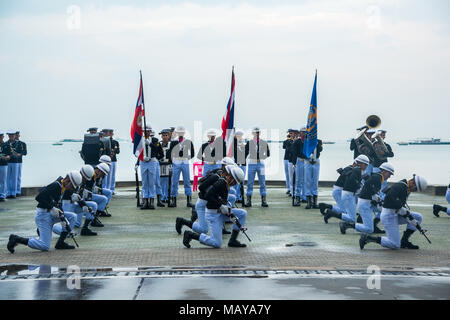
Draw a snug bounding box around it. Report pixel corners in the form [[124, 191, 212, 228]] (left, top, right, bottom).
[[303, 70, 318, 158]]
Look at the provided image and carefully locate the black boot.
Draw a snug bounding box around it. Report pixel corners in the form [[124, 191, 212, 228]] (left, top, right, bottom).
[[140, 198, 149, 210], [81, 219, 97, 236], [149, 198, 155, 210], [401, 229, 419, 249], [356, 213, 363, 223], [323, 209, 342, 224], [319, 203, 332, 215], [301, 198, 307, 204], [244, 195, 252, 207], [293, 196, 301, 207], [261, 196, 268, 207], [312, 195, 320, 209], [7, 234, 29, 254], [55, 232, 75, 250], [339, 221, 355, 234], [157, 195, 165, 207], [190, 208, 198, 223], [359, 233, 381, 250], [183, 230, 200, 248], [305, 196, 312, 209], [91, 217, 104, 227], [187, 196, 194, 208], [433, 204, 447, 218], [222, 227, 231, 234], [98, 209, 111, 217], [228, 230, 247, 248], [176, 217, 193, 235], [373, 218, 385, 234], [168, 197, 177, 208]]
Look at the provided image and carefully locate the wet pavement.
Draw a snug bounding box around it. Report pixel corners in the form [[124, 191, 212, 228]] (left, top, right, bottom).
[[0, 187, 449, 299]]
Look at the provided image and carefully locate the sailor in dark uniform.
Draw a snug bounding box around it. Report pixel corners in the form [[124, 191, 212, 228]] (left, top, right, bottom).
[[244, 126, 270, 208], [0, 131, 12, 201], [158, 129, 172, 204], [360, 175, 428, 250], [182, 165, 247, 249], [291, 127, 307, 206], [4, 130, 20, 198], [7, 171, 82, 253], [304, 139, 323, 209], [323, 155, 369, 223], [80, 127, 104, 166], [232, 130, 246, 202], [287, 130, 299, 198], [14, 131, 27, 196], [168, 126, 195, 208], [339, 163, 394, 235], [105, 129, 120, 193], [283, 129, 295, 196], [197, 129, 224, 176], [433, 183, 450, 217], [83, 163, 111, 217]]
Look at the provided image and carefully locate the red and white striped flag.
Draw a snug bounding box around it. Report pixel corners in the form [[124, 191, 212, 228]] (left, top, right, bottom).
[[221, 67, 235, 157]]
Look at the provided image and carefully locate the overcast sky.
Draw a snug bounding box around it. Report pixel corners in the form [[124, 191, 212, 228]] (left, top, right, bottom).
[[1, 0, 449, 142]]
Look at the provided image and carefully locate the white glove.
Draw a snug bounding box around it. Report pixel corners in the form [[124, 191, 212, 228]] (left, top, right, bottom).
[[71, 193, 81, 202], [143, 156, 151, 162], [397, 207, 408, 216], [145, 139, 150, 146], [371, 195, 381, 202], [50, 207, 63, 218], [93, 186, 100, 194], [406, 217, 418, 226], [82, 206, 90, 213], [219, 205, 231, 216], [83, 189, 90, 199]]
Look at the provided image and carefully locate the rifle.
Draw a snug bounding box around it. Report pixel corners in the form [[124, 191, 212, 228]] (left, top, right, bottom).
[[228, 209, 251, 242], [404, 209, 431, 244], [292, 164, 296, 206], [240, 180, 245, 208], [135, 158, 140, 207], [59, 213, 79, 248]]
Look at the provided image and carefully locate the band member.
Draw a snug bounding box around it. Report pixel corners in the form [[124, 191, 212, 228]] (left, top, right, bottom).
[[107, 129, 120, 192], [323, 155, 369, 223], [140, 127, 164, 210], [182, 165, 247, 249], [52, 165, 99, 236], [291, 127, 307, 206], [283, 129, 295, 196], [288, 130, 299, 197], [433, 183, 450, 217], [7, 171, 82, 253], [5, 130, 20, 198], [244, 126, 270, 207], [340, 162, 394, 235], [150, 129, 165, 208], [80, 127, 104, 166], [232, 130, 246, 202], [169, 126, 195, 208], [371, 129, 394, 173], [0, 131, 11, 202], [304, 139, 323, 209], [360, 175, 428, 250], [14, 131, 27, 196], [197, 129, 224, 176], [158, 129, 172, 204]]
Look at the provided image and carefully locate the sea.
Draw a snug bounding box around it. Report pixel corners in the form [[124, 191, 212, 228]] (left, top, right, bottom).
[[17, 141, 450, 188]]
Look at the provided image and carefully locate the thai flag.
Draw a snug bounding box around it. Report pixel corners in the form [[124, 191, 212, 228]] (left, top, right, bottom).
[[221, 66, 235, 157], [131, 72, 145, 161]]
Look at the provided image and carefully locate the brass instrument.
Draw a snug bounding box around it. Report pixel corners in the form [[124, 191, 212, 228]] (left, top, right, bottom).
[[354, 115, 381, 161], [371, 130, 389, 162]]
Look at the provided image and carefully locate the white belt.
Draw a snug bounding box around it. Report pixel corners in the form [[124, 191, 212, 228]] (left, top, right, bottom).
[[150, 157, 158, 162], [173, 157, 189, 161], [248, 159, 264, 164], [62, 200, 72, 205], [333, 185, 343, 191], [358, 198, 371, 205], [342, 190, 355, 197]]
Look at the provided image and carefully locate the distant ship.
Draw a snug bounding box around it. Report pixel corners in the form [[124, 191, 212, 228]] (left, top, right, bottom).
[[59, 139, 83, 143], [322, 141, 336, 144], [398, 138, 450, 145], [52, 142, 63, 146]]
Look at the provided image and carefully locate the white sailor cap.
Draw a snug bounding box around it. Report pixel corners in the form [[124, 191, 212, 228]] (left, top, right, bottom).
[[377, 128, 387, 133], [252, 126, 261, 133], [300, 126, 307, 132], [366, 129, 376, 134], [206, 129, 217, 137], [7, 129, 16, 135], [235, 130, 244, 136], [175, 126, 186, 133]]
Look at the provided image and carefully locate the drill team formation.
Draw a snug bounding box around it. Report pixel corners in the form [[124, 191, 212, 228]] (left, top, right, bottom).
[[3, 70, 450, 255]]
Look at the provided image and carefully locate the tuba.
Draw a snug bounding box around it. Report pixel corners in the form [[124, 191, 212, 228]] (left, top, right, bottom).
[[354, 115, 381, 161], [371, 130, 388, 162]]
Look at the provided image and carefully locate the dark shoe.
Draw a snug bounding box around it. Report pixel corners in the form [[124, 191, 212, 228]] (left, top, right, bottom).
[[7, 234, 29, 254], [190, 208, 198, 223], [339, 221, 355, 234], [401, 229, 419, 249], [0, 198, 5, 202], [81, 220, 97, 236], [140, 198, 149, 210], [228, 230, 247, 248], [187, 196, 194, 208], [91, 217, 104, 227], [301, 199, 307, 203], [222, 228, 231, 235], [261, 196, 268, 207], [168, 197, 177, 208], [356, 213, 363, 223], [37, 228, 40, 236], [6, 195, 15, 199], [244, 196, 252, 208], [55, 232, 75, 250], [312, 195, 320, 209], [319, 203, 332, 215], [323, 209, 342, 224], [98, 209, 111, 217], [293, 196, 301, 207], [433, 204, 446, 217], [157, 195, 165, 207], [176, 217, 193, 235], [305, 196, 312, 209], [183, 230, 200, 248], [149, 198, 155, 210], [359, 233, 381, 250], [373, 218, 385, 234]]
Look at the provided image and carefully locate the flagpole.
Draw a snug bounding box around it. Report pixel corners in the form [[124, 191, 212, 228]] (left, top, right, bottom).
[[140, 70, 148, 133]]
